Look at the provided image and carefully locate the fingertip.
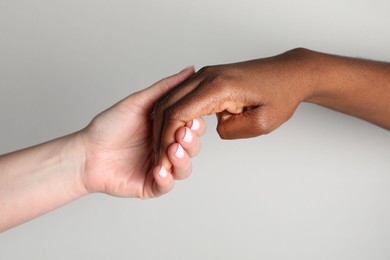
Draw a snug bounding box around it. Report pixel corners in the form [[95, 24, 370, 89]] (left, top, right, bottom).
[[190, 118, 200, 131], [167, 143, 192, 180], [174, 143, 185, 159], [175, 127, 201, 158], [180, 65, 195, 73], [177, 65, 196, 80], [158, 166, 169, 178], [183, 127, 193, 143], [153, 165, 174, 196], [186, 117, 206, 136], [167, 143, 189, 162]]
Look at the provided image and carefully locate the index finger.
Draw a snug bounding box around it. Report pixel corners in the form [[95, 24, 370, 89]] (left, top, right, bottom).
[[155, 79, 244, 170]]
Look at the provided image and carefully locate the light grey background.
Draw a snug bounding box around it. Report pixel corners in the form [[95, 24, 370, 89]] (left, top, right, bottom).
[[1, 0, 390, 259]]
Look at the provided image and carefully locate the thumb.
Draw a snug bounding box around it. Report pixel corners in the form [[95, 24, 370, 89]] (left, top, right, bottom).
[[216, 106, 273, 139], [134, 66, 195, 107]]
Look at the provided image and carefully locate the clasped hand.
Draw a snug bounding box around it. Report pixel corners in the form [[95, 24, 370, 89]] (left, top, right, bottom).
[[3, 48, 389, 231]]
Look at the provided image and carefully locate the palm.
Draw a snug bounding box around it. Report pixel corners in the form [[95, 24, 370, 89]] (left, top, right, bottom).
[[81, 98, 157, 198], [78, 67, 197, 199]]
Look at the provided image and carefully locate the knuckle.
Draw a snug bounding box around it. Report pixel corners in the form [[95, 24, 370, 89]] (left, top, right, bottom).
[[198, 65, 214, 74], [206, 74, 232, 89], [198, 65, 237, 93]]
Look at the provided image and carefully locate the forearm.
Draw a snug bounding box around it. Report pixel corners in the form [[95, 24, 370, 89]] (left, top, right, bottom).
[[0, 133, 87, 232], [303, 49, 390, 129]]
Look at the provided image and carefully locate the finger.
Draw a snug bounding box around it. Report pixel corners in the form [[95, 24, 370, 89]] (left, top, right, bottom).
[[144, 66, 196, 103], [153, 74, 205, 169], [175, 127, 201, 157], [186, 117, 206, 136], [157, 81, 251, 169], [215, 106, 268, 139], [217, 102, 298, 139], [151, 165, 175, 197], [167, 143, 192, 180]]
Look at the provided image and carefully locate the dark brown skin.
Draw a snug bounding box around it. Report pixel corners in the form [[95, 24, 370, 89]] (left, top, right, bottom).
[[153, 48, 390, 170]]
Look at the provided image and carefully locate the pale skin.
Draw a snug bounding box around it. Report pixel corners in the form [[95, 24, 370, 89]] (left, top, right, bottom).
[[154, 48, 390, 170], [0, 67, 205, 232]]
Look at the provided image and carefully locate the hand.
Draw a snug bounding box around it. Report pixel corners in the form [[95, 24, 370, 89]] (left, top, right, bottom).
[[80, 67, 205, 199], [0, 67, 206, 231], [154, 48, 390, 169], [153, 49, 315, 169]]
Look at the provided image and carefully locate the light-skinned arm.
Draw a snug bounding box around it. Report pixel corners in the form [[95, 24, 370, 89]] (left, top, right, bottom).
[[0, 67, 205, 232]]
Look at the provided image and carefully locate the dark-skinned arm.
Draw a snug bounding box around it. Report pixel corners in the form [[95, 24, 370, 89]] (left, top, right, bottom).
[[153, 48, 390, 170]]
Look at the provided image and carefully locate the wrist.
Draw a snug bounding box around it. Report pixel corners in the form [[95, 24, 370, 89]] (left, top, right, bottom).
[[292, 48, 341, 104], [58, 132, 89, 198], [281, 48, 324, 103]]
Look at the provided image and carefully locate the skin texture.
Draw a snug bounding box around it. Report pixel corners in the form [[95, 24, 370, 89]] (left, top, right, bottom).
[[154, 48, 390, 170], [0, 67, 205, 232]]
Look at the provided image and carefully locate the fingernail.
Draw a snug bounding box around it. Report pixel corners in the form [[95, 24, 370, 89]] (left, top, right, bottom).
[[175, 144, 185, 159], [159, 166, 168, 178], [180, 65, 194, 72], [183, 128, 192, 143], [191, 119, 200, 131]]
